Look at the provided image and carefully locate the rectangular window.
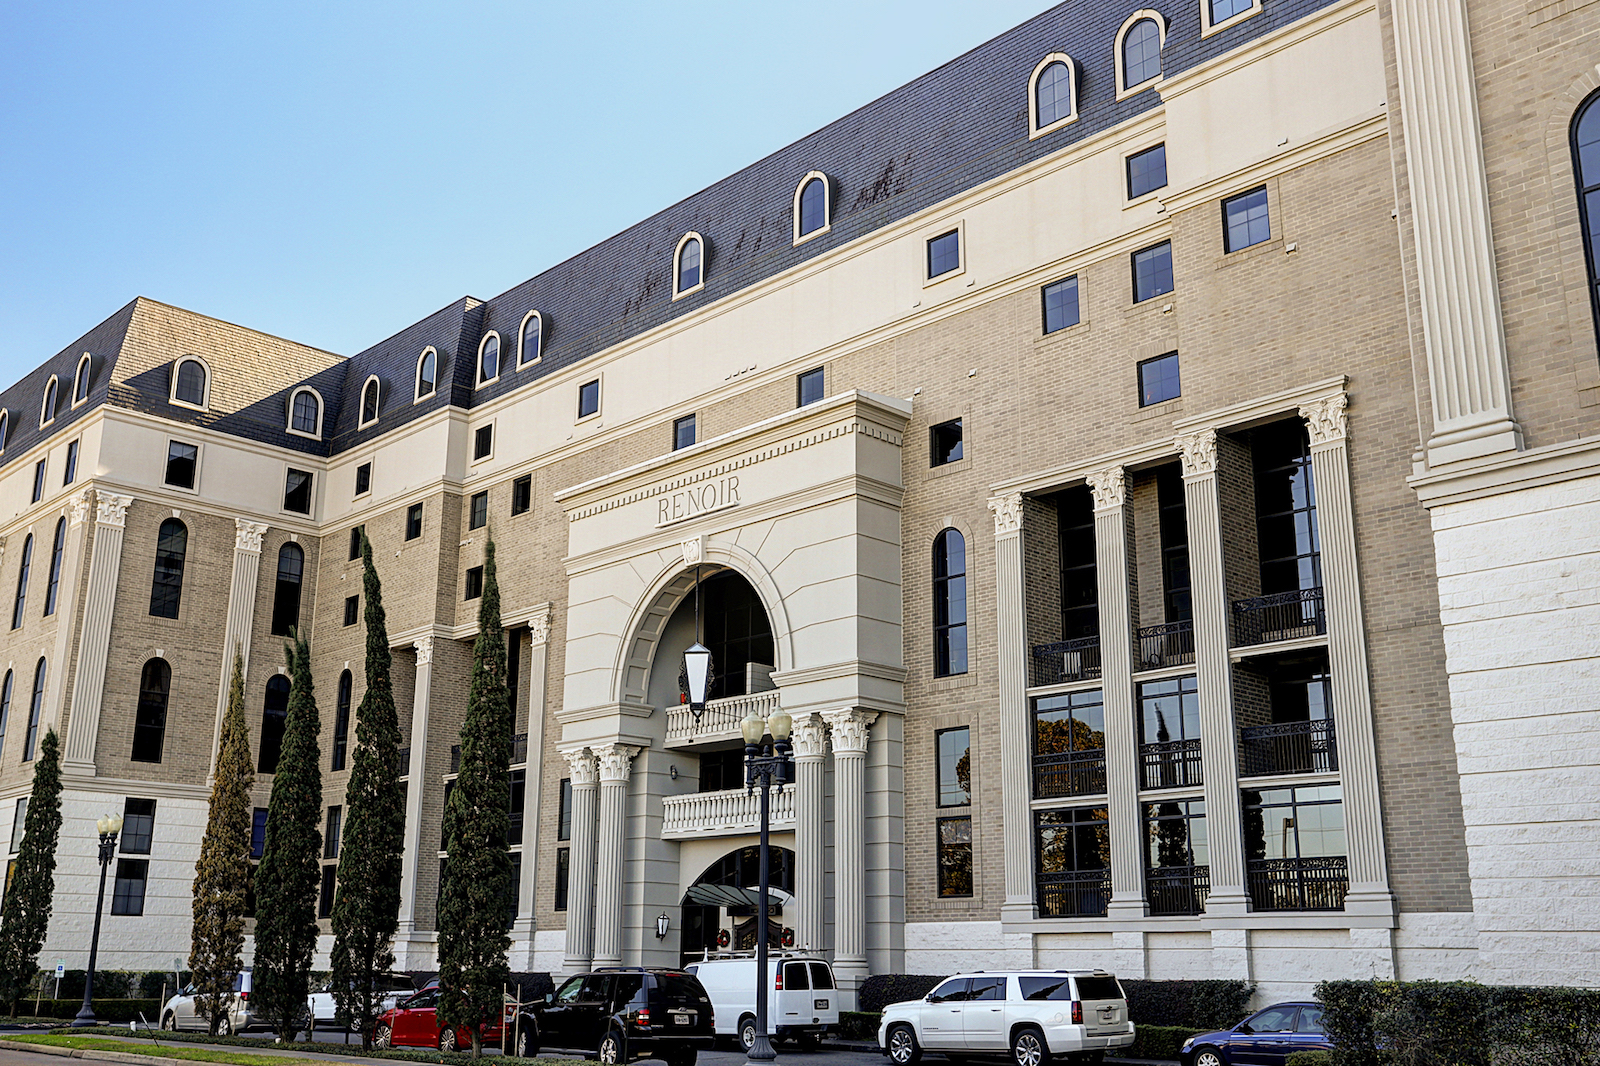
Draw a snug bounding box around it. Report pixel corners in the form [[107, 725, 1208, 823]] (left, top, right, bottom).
[[1138, 675, 1202, 789], [927, 229, 961, 278], [474, 425, 493, 460], [318, 864, 336, 919], [796, 367, 825, 407], [1144, 799, 1209, 915], [557, 778, 572, 840], [929, 419, 963, 467], [165, 443, 198, 490], [508, 769, 526, 845], [1041, 276, 1080, 334], [1033, 689, 1108, 798], [1243, 784, 1348, 911], [1127, 144, 1168, 199], [1132, 241, 1174, 302], [1034, 806, 1111, 917], [348, 526, 363, 561], [511, 475, 532, 516], [110, 858, 148, 916], [324, 806, 342, 860], [1223, 186, 1271, 252], [937, 816, 973, 897], [554, 847, 570, 911], [121, 798, 156, 854], [354, 462, 372, 496], [465, 565, 484, 600], [63, 441, 79, 486], [250, 807, 268, 859], [30, 460, 45, 503], [937, 727, 972, 807], [283, 469, 313, 513], [1212, 0, 1253, 24], [343, 595, 359, 627], [398, 504, 420, 544], [578, 380, 600, 419], [673, 414, 696, 451], [1138, 352, 1181, 406], [469, 491, 488, 530], [9, 799, 26, 853], [506, 851, 521, 928]]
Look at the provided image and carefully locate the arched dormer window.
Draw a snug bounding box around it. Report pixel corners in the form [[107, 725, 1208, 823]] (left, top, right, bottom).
[[359, 376, 381, 428], [171, 356, 209, 409], [132, 657, 171, 763], [149, 517, 188, 619], [1571, 92, 1600, 348], [518, 311, 543, 369], [0, 409, 10, 455], [72, 353, 92, 407], [933, 527, 968, 678], [40, 377, 58, 428], [1117, 12, 1167, 96], [793, 173, 831, 243], [416, 348, 438, 402], [478, 332, 501, 387], [288, 387, 323, 439], [1029, 54, 1078, 138], [674, 232, 705, 299]]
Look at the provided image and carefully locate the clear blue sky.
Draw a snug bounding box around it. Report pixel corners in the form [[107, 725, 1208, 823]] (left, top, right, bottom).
[[0, 1, 1048, 378]]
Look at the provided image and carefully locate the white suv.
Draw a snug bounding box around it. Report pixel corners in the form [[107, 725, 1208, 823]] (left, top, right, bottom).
[[878, 971, 1134, 1066]]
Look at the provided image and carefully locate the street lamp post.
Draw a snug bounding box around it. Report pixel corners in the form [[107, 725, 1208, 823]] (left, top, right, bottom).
[[740, 707, 792, 1065], [72, 813, 123, 1028]]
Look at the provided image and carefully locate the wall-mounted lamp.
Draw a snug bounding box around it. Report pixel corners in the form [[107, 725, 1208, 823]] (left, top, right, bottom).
[[656, 912, 670, 939], [669, 765, 679, 781]]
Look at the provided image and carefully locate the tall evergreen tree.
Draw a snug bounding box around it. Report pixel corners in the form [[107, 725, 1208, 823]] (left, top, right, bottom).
[[252, 632, 323, 1042], [188, 650, 254, 1035], [329, 533, 406, 1049], [438, 536, 512, 1058], [0, 729, 63, 1014]]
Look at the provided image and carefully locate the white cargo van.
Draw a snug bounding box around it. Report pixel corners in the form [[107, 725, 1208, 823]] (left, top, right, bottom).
[[684, 954, 839, 1050]]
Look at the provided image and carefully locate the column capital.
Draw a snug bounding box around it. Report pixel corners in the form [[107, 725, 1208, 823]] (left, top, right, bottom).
[[987, 493, 1023, 537], [1177, 431, 1218, 477], [1086, 467, 1127, 511], [235, 519, 268, 554], [528, 607, 554, 647], [1299, 393, 1349, 447], [594, 743, 641, 783], [413, 636, 434, 667], [95, 491, 133, 528], [822, 709, 877, 754], [562, 746, 599, 786], [791, 710, 828, 760], [68, 489, 94, 527]]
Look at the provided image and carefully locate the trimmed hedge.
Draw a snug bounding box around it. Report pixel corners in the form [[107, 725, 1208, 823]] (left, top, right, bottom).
[[1126, 1025, 1204, 1060], [28, 999, 162, 1023], [836, 1011, 881, 1042], [1122, 979, 1254, 1030], [1286, 1053, 1331, 1066], [859, 975, 947, 1013]]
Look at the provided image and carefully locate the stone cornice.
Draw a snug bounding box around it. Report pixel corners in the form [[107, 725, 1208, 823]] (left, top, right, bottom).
[[1410, 434, 1600, 509]]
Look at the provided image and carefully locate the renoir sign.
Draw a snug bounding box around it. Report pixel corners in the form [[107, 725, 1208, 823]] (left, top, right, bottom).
[[657, 475, 741, 527]]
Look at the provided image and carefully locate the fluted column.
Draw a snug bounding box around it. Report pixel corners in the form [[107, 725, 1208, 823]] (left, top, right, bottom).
[[988, 492, 1036, 920], [1088, 468, 1146, 918], [562, 748, 600, 972], [515, 609, 553, 934], [1391, 0, 1520, 465], [1300, 397, 1393, 917], [1176, 433, 1249, 915], [208, 519, 268, 777], [62, 491, 132, 774], [591, 743, 639, 968], [825, 709, 876, 994], [43, 490, 93, 733], [791, 710, 828, 953], [397, 636, 435, 938]]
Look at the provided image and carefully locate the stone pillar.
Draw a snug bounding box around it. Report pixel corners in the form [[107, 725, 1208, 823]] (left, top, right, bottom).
[[1301, 397, 1394, 918], [825, 709, 876, 998], [988, 492, 1036, 926], [43, 490, 93, 733], [512, 609, 553, 962], [562, 747, 600, 973], [208, 519, 268, 777], [1088, 468, 1146, 920], [591, 743, 639, 968], [62, 491, 132, 774], [397, 636, 435, 938], [1177, 432, 1249, 915], [791, 709, 829, 954]]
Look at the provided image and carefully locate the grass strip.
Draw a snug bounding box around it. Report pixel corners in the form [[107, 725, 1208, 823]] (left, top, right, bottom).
[[3, 1035, 322, 1066], [25, 1030, 590, 1066]]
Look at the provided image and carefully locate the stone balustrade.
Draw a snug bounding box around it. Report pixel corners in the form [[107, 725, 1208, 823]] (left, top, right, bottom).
[[661, 783, 796, 839], [665, 688, 782, 747]]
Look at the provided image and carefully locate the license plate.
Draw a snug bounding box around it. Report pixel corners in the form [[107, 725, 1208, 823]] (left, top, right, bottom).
[[674, 1015, 691, 1026], [815, 999, 829, 1010]]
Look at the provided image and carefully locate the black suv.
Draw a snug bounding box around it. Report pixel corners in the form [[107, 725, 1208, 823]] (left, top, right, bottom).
[[529, 968, 715, 1066]]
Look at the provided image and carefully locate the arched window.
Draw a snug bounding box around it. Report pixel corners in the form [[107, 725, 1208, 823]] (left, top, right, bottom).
[[43, 518, 65, 617], [1122, 17, 1163, 89], [674, 233, 704, 297], [289, 388, 322, 437], [478, 333, 501, 386], [149, 518, 188, 619], [270, 542, 304, 636], [73, 353, 92, 406], [795, 174, 830, 242], [259, 674, 291, 774], [11, 533, 33, 630], [933, 528, 968, 677], [360, 376, 381, 427], [332, 669, 353, 771], [172, 357, 208, 408], [518, 311, 543, 368], [22, 658, 45, 761], [40, 377, 57, 427], [1573, 93, 1600, 345], [132, 658, 171, 763], [0, 669, 13, 764], [416, 348, 438, 400], [1032, 57, 1076, 133]]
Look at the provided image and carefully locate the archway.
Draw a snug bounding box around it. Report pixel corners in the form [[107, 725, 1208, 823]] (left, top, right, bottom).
[[679, 846, 796, 968]]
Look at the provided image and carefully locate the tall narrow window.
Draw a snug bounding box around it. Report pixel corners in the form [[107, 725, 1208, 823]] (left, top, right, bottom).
[[149, 518, 187, 619], [933, 528, 968, 677], [173, 359, 207, 407], [270, 543, 304, 636], [360, 377, 380, 425], [796, 176, 828, 239], [111, 859, 149, 915], [122, 798, 156, 853], [416, 349, 437, 400], [1033, 59, 1074, 131], [319, 864, 337, 920], [519, 312, 543, 367], [22, 659, 45, 761], [478, 333, 500, 385], [343, 595, 359, 626], [938, 817, 973, 897], [0, 670, 12, 764], [558, 778, 573, 840], [11, 534, 33, 629], [675, 235, 704, 296], [324, 806, 342, 859], [511, 477, 532, 516], [355, 462, 372, 497], [1145, 799, 1209, 916], [43, 518, 65, 616], [30, 460, 45, 504], [63, 440, 78, 485], [132, 658, 171, 763], [289, 389, 321, 436], [1123, 18, 1162, 88], [937, 727, 972, 807], [465, 566, 484, 600], [348, 526, 364, 561], [469, 491, 488, 530], [73, 354, 92, 405], [332, 670, 352, 771], [0, 411, 9, 452], [474, 425, 494, 459], [1573, 96, 1600, 347], [259, 675, 291, 774], [406, 502, 424, 539]]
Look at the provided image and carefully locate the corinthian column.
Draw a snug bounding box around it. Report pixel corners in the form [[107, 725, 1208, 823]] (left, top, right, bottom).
[[43, 490, 93, 733], [208, 519, 268, 777], [562, 748, 600, 973], [791, 710, 828, 953], [591, 743, 639, 968], [62, 491, 133, 774], [987, 492, 1036, 923], [824, 709, 876, 999]]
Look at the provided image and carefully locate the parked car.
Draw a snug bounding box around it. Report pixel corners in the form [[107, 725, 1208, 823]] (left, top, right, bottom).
[[528, 968, 715, 1066], [878, 970, 1134, 1065], [684, 953, 839, 1049], [373, 984, 536, 1055], [305, 972, 416, 1031], [1179, 1002, 1331, 1066], [160, 971, 258, 1035]]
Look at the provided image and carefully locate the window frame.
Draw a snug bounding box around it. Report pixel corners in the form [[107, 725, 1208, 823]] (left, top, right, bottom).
[[405, 501, 424, 540], [577, 379, 602, 422], [792, 172, 832, 244], [1131, 240, 1175, 304], [936, 726, 972, 808], [1138, 351, 1182, 407], [22, 658, 45, 761], [332, 670, 353, 771], [932, 527, 969, 678], [110, 857, 149, 916], [929, 418, 964, 468], [169, 355, 210, 411], [39, 376, 58, 429], [796, 367, 825, 408], [148, 517, 188, 620], [510, 475, 532, 516], [1126, 143, 1169, 202], [0, 410, 9, 454], [286, 387, 324, 440], [282, 467, 314, 516], [63, 439, 78, 486], [354, 461, 372, 498], [924, 224, 966, 284], [30, 459, 45, 504], [937, 815, 974, 898], [1222, 185, 1272, 253], [1042, 275, 1082, 335], [132, 658, 171, 763], [164, 439, 200, 493], [358, 375, 382, 428], [517, 310, 544, 369], [1115, 12, 1167, 98], [11, 534, 33, 630], [43, 517, 65, 617], [469, 491, 488, 531], [473, 422, 495, 463], [72, 352, 93, 408], [415, 347, 438, 403], [673, 232, 706, 299], [673, 413, 697, 451], [1028, 54, 1080, 138], [1201, 0, 1263, 36], [464, 565, 484, 600], [270, 542, 305, 637], [477, 331, 502, 388]]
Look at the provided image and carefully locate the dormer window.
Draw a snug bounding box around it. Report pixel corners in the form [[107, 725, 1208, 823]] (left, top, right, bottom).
[[288, 387, 323, 439], [794, 173, 831, 243], [518, 311, 543, 368], [72, 353, 92, 407], [359, 376, 381, 428], [1029, 54, 1078, 137], [0, 410, 9, 454], [416, 348, 437, 401], [40, 377, 57, 428], [673, 233, 705, 299], [171, 356, 209, 410], [1117, 13, 1166, 96], [478, 332, 501, 387]]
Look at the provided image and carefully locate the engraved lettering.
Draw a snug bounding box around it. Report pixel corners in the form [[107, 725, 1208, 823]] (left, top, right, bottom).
[[659, 499, 670, 524], [654, 475, 745, 528]]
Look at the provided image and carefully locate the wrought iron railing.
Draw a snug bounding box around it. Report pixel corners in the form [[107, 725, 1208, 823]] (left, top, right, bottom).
[[1139, 738, 1203, 790], [1036, 869, 1112, 918], [1034, 749, 1107, 799], [1031, 636, 1102, 687], [1240, 718, 1338, 777], [1136, 620, 1195, 670], [1247, 855, 1349, 911], [1146, 865, 1211, 916], [1232, 588, 1326, 647]]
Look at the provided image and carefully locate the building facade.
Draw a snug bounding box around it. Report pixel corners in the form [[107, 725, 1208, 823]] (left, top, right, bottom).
[[1, 0, 1595, 1005]]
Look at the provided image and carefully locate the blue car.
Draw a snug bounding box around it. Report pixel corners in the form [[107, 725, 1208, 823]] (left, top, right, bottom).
[[1179, 1001, 1332, 1066]]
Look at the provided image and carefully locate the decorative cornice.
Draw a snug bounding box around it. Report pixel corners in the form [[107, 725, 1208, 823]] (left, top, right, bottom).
[[790, 710, 829, 760], [528, 608, 553, 647], [593, 743, 641, 783], [1086, 467, 1127, 511], [1177, 431, 1218, 477], [988, 493, 1023, 537], [68, 489, 93, 527], [413, 636, 433, 668], [235, 519, 268, 554], [562, 746, 599, 787], [94, 491, 133, 529], [822, 709, 878, 755], [1300, 394, 1349, 447]]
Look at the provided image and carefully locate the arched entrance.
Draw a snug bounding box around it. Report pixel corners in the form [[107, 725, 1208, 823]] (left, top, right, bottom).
[[679, 846, 795, 968]]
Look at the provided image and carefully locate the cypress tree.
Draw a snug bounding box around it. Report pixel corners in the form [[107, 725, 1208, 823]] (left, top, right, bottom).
[[329, 533, 406, 1049], [437, 536, 512, 1058], [252, 631, 323, 1042], [0, 729, 63, 1014], [188, 650, 254, 1035]]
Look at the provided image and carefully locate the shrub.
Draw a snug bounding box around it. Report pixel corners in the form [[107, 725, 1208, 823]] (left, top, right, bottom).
[[859, 975, 946, 1013], [31, 998, 163, 1022], [1122, 979, 1255, 1030], [836, 1011, 881, 1041], [1127, 1025, 1204, 1059]]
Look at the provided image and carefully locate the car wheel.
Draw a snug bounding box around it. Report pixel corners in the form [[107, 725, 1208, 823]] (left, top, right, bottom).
[[739, 1016, 758, 1052], [218, 1015, 234, 1037], [296, 1008, 312, 1037], [1192, 1048, 1226, 1066], [514, 1025, 537, 1058], [160, 1013, 177, 1032], [374, 1024, 392, 1049], [1011, 1027, 1049, 1066], [439, 1027, 458, 1053], [887, 1024, 922, 1066], [598, 1028, 625, 1065]]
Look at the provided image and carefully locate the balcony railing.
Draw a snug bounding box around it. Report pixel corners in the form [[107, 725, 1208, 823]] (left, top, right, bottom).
[[1033, 749, 1107, 799], [1036, 869, 1111, 918], [1139, 738, 1203, 790], [1146, 865, 1210, 916], [660, 784, 796, 839], [1136, 621, 1195, 671], [1031, 636, 1102, 687], [1247, 855, 1349, 911], [666, 689, 782, 748], [1232, 588, 1326, 647], [1240, 718, 1338, 777]]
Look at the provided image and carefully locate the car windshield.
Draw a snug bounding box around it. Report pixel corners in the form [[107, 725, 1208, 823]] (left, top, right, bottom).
[[1074, 977, 1123, 1001]]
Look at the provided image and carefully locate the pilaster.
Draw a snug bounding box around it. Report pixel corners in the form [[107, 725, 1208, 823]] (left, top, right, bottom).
[[591, 743, 639, 968], [397, 636, 435, 940], [510, 607, 553, 965], [61, 490, 132, 774], [791, 709, 828, 953], [987, 492, 1036, 927], [208, 519, 268, 777], [824, 708, 876, 1001], [562, 747, 600, 973], [43, 489, 93, 734]]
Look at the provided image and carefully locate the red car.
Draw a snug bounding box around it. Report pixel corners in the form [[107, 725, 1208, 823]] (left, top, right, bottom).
[[374, 984, 536, 1056]]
